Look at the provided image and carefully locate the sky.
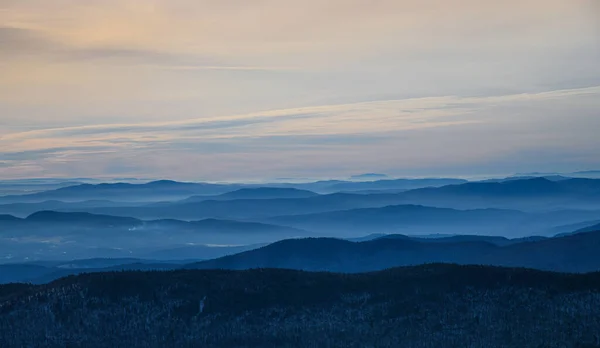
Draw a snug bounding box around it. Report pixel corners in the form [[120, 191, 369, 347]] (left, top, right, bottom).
[[1, 0, 599, 181]]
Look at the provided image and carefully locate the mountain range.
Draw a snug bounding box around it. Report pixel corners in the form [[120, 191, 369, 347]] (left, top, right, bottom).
[[0, 177, 469, 204], [3, 178, 600, 223], [2, 176, 600, 283], [2, 221, 600, 284]]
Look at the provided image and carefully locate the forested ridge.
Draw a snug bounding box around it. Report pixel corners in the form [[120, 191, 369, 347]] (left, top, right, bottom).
[[1, 264, 600, 347]]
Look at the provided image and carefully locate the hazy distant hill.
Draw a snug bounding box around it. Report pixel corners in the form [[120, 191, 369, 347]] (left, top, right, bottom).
[[266, 204, 529, 236], [77, 192, 411, 220], [1, 225, 599, 283], [27, 210, 141, 226], [189, 228, 600, 273], [520, 170, 600, 179], [0, 214, 20, 221], [32, 177, 600, 221], [178, 187, 319, 203], [0, 180, 241, 203], [0, 211, 308, 262], [3, 177, 599, 211], [2, 211, 304, 235], [478, 175, 572, 183], [0, 180, 84, 196], [259, 178, 469, 193], [0, 178, 465, 203], [396, 177, 600, 210], [325, 178, 467, 192], [396, 234, 548, 246], [349, 173, 388, 180], [0, 200, 144, 218], [2, 265, 600, 347]]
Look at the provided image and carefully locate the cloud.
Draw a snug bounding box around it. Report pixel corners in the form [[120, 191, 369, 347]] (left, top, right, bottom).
[[0, 26, 58, 55], [1, 1, 599, 179], [0, 24, 296, 73], [1, 86, 599, 180], [2, 1, 599, 121], [0, 146, 116, 161]]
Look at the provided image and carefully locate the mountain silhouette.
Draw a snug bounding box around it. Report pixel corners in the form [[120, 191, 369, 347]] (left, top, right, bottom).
[[0, 214, 20, 221]]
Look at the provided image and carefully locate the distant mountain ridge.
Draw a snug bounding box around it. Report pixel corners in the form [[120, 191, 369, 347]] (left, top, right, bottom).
[[394, 177, 600, 210], [349, 173, 388, 180], [12, 177, 598, 221], [26, 210, 141, 226], [0, 180, 242, 203], [0, 199, 144, 218], [266, 204, 531, 236], [70, 192, 412, 220], [2, 211, 307, 236], [179, 187, 319, 203], [0, 177, 473, 203], [326, 178, 467, 191]]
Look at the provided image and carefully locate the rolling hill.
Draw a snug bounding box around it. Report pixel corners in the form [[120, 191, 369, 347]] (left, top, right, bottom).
[[188, 228, 600, 273]]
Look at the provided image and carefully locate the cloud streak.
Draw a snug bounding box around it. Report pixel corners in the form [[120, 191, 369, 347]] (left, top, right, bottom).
[[1, 86, 599, 179]]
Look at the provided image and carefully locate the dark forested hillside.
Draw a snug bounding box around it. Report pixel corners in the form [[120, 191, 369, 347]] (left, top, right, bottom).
[[1, 265, 600, 348]]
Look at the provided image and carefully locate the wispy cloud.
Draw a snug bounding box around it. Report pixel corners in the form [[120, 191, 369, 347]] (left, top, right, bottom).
[[1, 86, 599, 179]]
